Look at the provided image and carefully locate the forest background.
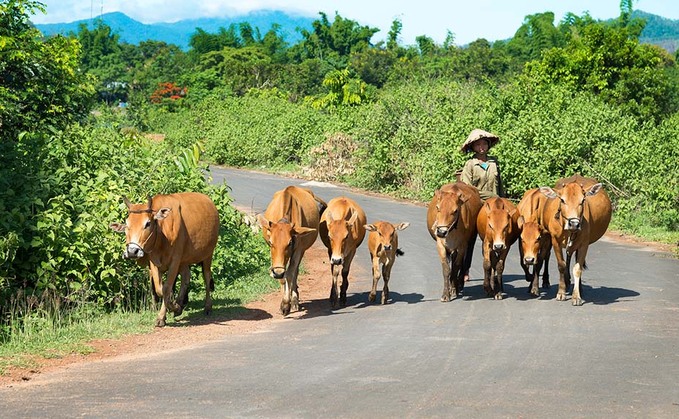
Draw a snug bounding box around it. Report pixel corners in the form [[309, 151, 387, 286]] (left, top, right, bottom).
[[0, 0, 677, 366]]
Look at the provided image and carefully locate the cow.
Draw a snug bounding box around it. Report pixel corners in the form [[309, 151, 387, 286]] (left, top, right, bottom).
[[539, 177, 612, 305], [516, 188, 552, 296], [426, 182, 483, 302], [476, 197, 520, 299], [319, 196, 367, 308], [110, 193, 219, 327], [258, 186, 325, 316], [364, 221, 410, 304]]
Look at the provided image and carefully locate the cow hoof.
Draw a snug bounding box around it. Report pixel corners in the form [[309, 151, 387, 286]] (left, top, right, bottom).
[[494, 293, 503, 300], [556, 292, 567, 301], [280, 302, 291, 316], [381, 296, 388, 305], [173, 306, 184, 317], [155, 318, 166, 328], [572, 298, 585, 306], [368, 292, 376, 303]]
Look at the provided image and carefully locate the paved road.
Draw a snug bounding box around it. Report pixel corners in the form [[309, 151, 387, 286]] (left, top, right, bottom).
[[2, 167, 678, 418]]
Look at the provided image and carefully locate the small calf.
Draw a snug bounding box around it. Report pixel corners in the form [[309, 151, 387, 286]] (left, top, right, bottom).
[[364, 221, 410, 304]]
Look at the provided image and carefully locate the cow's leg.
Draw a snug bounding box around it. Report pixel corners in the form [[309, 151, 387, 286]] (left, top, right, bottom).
[[339, 252, 355, 307], [328, 248, 339, 308], [571, 247, 588, 306], [564, 250, 573, 290], [369, 253, 380, 303], [381, 261, 393, 304], [150, 267, 163, 306], [287, 249, 303, 313], [519, 239, 532, 283], [494, 251, 507, 300], [451, 251, 465, 298], [551, 238, 568, 301], [530, 263, 540, 296], [541, 242, 551, 289], [329, 263, 341, 308], [174, 265, 191, 316], [148, 264, 168, 327], [482, 242, 494, 298], [201, 257, 214, 315], [161, 262, 182, 323], [437, 241, 452, 302]]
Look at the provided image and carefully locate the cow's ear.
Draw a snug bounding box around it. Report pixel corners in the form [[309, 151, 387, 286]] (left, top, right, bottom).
[[365, 224, 377, 232], [257, 214, 271, 230], [122, 196, 132, 209], [586, 183, 603, 197], [395, 222, 410, 231], [346, 210, 358, 225], [539, 186, 558, 199], [293, 226, 316, 238], [154, 207, 171, 220], [110, 222, 126, 233], [517, 216, 525, 230]]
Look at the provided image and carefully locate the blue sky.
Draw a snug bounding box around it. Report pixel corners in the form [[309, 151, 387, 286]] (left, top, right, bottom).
[[30, 1, 679, 46]]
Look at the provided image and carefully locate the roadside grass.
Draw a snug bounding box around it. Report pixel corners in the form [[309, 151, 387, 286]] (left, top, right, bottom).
[[610, 217, 679, 257], [0, 269, 276, 376]]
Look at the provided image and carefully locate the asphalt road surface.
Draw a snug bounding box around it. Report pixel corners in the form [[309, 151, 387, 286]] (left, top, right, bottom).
[[1, 167, 678, 418]]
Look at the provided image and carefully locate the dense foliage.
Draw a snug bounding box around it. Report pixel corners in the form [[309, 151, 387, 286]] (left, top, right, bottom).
[[0, 1, 268, 341]]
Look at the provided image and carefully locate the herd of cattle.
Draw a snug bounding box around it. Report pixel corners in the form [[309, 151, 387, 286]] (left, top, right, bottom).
[[111, 174, 612, 327]]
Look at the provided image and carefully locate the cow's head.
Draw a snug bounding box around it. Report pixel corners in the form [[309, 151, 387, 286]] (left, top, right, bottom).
[[325, 210, 360, 266], [432, 188, 466, 238], [365, 221, 410, 254], [518, 216, 545, 265], [258, 215, 315, 280], [483, 199, 516, 253], [540, 182, 602, 231], [110, 196, 170, 259]]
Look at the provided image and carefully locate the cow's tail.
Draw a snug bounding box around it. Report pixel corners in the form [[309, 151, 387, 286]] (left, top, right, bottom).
[[396, 248, 405, 257]]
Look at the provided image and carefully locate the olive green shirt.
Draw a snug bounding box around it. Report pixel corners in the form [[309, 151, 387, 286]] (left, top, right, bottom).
[[461, 156, 503, 200]]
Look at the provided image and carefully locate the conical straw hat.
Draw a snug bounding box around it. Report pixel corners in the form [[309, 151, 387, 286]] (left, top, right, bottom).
[[460, 129, 500, 153]]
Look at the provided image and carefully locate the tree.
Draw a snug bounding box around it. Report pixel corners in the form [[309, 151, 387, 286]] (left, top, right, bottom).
[[293, 12, 379, 66], [524, 13, 677, 122]]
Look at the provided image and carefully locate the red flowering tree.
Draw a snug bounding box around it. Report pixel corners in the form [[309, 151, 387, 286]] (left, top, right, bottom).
[[150, 82, 187, 104]]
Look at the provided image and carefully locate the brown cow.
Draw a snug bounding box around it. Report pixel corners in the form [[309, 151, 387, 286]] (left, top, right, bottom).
[[319, 197, 367, 308], [516, 188, 552, 295], [476, 197, 520, 299], [364, 221, 410, 304], [539, 178, 611, 305], [517, 218, 551, 297], [110, 193, 219, 327], [258, 186, 325, 316], [426, 182, 482, 302]]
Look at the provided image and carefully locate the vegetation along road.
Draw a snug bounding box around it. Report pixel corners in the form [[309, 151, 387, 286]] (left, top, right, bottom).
[[1, 167, 678, 418]]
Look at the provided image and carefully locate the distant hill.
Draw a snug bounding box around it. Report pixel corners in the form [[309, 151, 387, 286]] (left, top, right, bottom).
[[33, 11, 315, 50], [33, 10, 679, 54], [635, 10, 679, 54]]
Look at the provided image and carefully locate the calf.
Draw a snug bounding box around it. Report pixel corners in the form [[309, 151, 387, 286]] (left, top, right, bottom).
[[476, 197, 519, 299], [364, 221, 410, 304], [516, 188, 551, 295], [517, 217, 551, 297]]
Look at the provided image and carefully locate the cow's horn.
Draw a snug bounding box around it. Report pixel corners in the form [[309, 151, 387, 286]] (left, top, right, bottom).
[[122, 196, 132, 209], [147, 195, 153, 210]]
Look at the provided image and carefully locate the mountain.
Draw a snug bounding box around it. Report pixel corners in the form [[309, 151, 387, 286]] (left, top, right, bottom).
[[635, 10, 679, 54], [33, 11, 315, 50]]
